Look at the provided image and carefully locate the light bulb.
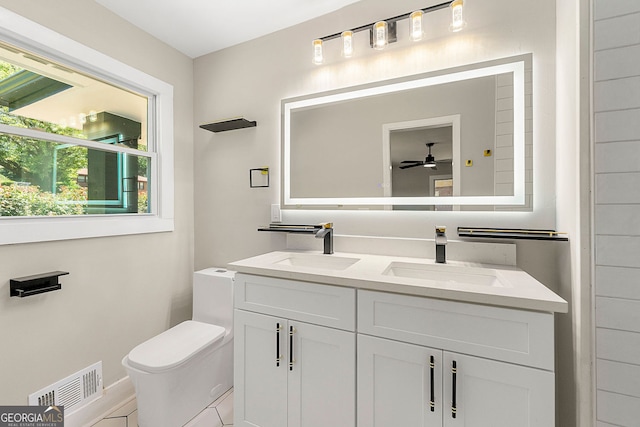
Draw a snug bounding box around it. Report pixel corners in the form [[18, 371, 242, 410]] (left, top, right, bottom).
[[341, 30, 354, 58], [89, 110, 98, 122], [449, 0, 467, 32], [373, 21, 388, 50], [312, 39, 324, 65], [410, 10, 424, 41]]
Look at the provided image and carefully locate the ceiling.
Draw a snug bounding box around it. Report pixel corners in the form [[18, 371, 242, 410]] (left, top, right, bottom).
[[95, 0, 362, 59], [390, 127, 453, 167]]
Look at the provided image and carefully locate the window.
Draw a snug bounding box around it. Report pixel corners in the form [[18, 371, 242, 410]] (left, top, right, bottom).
[[0, 6, 174, 244], [0, 55, 150, 215]]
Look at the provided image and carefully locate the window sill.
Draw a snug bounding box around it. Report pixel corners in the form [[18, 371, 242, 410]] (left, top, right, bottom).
[[0, 215, 174, 245]]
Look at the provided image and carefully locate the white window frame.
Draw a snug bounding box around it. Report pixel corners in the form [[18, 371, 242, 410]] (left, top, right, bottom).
[[0, 6, 174, 245]]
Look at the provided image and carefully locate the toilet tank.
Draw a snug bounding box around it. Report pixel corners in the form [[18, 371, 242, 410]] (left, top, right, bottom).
[[192, 268, 235, 332]]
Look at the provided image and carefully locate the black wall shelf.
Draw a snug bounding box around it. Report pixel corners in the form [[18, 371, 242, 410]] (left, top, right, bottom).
[[200, 117, 257, 133], [10, 271, 69, 298], [457, 227, 568, 241]]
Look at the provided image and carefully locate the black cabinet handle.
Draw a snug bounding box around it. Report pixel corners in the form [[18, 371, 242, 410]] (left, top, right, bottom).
[[276, 323, 282, 367], [451, 360, 457, 419], [289, 326, 295, 371], [430, 355, 435, 412]]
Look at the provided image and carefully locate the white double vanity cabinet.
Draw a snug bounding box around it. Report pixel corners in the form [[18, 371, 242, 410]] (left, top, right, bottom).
[[230, 251, 567, 427]]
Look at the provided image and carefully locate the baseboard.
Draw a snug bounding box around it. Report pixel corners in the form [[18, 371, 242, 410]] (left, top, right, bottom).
[[65, 376, 135, 427]]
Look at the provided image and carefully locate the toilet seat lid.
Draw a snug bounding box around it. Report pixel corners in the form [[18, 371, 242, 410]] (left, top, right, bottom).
[[128, 320, 225, 373]]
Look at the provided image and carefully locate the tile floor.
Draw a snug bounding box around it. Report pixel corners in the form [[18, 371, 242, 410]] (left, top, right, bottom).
[[92, 388, 233, 427]]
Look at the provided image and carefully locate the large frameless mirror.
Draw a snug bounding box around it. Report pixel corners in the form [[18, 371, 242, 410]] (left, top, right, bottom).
[[282, 54, 532, 211]]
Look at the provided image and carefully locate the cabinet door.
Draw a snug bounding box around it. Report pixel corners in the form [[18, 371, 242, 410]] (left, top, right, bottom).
[[288, 321, 356, 427], [234, 310, 288, 427], [443, 352, 554, 427], [358, 334, 443, 427]]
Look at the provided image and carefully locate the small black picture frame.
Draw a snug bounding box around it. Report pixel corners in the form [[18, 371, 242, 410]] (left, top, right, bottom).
[[250, 168, 269, 188]]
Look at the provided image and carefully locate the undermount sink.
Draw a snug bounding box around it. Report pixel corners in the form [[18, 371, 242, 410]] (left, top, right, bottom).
[[273, 254, 360, 271], [383, 261, 511, 288]]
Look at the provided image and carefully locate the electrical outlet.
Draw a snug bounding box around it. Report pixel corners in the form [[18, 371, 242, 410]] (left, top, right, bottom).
[[271, 204, 282, 223]]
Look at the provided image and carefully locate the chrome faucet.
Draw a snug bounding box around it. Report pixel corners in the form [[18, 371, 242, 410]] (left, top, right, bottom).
[[315, 223, 334, 255], [435, 226, 447, 263]]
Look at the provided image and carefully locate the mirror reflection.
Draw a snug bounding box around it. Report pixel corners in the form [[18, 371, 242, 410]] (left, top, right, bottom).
[[389, 126, 455, 211], [283, 55, 531, 210]]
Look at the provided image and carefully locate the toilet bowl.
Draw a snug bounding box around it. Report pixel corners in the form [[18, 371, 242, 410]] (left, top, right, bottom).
[[122, 268, 234, 427]]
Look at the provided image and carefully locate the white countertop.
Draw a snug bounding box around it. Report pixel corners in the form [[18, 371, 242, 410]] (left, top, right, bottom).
[[228, 250, 568, 313]]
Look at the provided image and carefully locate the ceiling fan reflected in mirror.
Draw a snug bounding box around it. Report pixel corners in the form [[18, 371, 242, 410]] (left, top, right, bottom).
[[399, 142, 451, 170]]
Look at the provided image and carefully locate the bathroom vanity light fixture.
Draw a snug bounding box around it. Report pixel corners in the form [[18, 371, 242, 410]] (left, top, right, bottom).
[[410, 10, 425, 41], [449, 0, 467, 32], [312, 39, 324, 64], [312, 0, 465, 64], [372, 21, 389, 50], [341, 30, 354, 57]]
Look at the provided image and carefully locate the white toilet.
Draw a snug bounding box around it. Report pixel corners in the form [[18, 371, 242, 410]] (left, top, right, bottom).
[[122, 268, 235, 427]]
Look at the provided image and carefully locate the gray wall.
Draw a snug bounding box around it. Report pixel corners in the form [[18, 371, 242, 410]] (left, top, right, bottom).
[[194, 0, 558, 269], [593, 1, 640, 425], [0, 1, 591, 425], [0, 0, 195, 404], [194, 1, 580, 426]]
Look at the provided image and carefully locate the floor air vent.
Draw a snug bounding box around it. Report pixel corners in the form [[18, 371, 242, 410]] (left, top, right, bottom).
[[29, 361, 103, 413]]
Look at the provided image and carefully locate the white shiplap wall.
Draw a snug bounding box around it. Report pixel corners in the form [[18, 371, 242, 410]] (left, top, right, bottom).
[[594, 1, 640, 426]]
